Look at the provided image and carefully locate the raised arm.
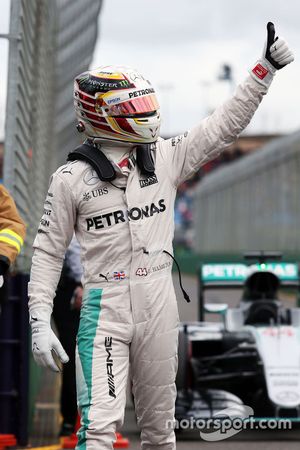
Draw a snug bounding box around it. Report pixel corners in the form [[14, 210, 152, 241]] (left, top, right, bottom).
[[160, 22, 294, 186]]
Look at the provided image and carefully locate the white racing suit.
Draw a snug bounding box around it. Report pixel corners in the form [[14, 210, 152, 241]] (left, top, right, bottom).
[[28, 75, 270, 449]]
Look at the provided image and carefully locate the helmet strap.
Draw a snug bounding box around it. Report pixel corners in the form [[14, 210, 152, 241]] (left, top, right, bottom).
[[67, 142, 116, 181], [135, 144, 155, 176], [67, 142, 156, 181]]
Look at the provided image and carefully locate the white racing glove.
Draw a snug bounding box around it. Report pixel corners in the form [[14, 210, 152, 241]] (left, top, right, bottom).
[[250, 22, 294, 87], [29, 308, 69, 372]]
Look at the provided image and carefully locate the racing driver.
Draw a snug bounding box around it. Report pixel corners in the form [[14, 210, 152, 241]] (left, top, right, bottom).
[[28, 23, 294, 450]]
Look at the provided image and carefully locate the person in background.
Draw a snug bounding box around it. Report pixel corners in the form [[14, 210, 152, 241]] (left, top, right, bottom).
[[0, 185, 26, 296], [52, 236, 83, 436]]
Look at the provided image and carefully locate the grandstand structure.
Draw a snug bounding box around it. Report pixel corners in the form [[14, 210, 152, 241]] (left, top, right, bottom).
[[194, 130, 300, 257]]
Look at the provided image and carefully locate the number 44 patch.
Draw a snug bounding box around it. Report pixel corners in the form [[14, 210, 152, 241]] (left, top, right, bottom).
[[136, 268, 148, 276]]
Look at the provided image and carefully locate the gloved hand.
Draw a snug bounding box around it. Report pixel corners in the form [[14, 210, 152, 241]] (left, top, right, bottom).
[[29, 308, 69, 372], [250, 22, 294, 87], [264, 22, 294, 69]]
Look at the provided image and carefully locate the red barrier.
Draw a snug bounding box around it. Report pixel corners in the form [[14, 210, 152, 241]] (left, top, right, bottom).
[[114, 432, 130, 448], [0, 434, 17, 449]]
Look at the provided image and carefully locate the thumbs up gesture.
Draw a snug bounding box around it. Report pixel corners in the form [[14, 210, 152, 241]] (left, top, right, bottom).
[[251, 22, 294, 86], [264, 22, 294, 70]]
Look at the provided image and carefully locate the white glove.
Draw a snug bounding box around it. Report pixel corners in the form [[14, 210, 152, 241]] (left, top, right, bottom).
[[29, 308, 69, 372], [250, 22, 294, 87], [0, 276, 3, 288]]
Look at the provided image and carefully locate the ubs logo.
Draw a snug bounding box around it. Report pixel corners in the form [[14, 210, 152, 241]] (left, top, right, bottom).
[[83, 187, 108, 201]]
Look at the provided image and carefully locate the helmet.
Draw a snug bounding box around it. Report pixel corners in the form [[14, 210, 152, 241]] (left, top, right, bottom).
[[74, 65, 161, 144]]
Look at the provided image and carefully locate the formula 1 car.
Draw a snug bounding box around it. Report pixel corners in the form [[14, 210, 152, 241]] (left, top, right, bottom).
[[176, 252, 300, 424]]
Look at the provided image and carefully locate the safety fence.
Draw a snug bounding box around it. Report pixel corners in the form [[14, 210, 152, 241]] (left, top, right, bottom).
[[4, 0, 102, 271], [194, 130, 300, 257], [1, 0, 102, 444]]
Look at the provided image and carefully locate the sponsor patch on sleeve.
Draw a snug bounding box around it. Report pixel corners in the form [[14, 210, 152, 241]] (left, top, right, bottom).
[[252, 63, 268, 80]]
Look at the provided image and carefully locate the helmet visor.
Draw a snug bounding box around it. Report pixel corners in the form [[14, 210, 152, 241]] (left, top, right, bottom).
[[102, 94, 160, 117]]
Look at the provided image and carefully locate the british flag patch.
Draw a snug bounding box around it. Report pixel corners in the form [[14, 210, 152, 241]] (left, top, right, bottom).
[[113, 271, 126, 280]]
